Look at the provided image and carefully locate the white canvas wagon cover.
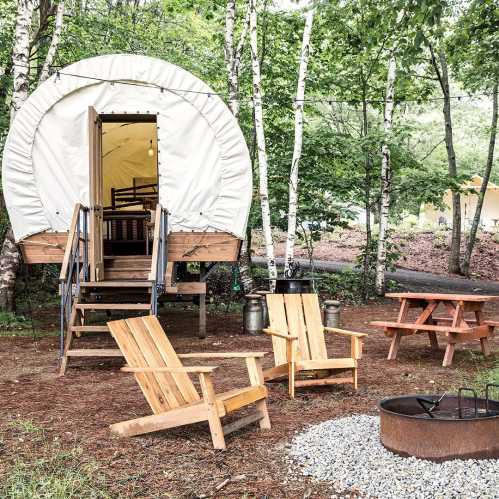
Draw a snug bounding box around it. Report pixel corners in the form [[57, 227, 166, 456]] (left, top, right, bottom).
[[2, 54, 252, 241]]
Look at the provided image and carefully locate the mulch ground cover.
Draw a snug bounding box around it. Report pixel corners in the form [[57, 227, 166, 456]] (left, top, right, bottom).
[[1, 300, 498, 498]]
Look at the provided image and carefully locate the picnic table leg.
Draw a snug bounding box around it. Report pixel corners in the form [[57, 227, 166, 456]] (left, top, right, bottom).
[[387, 331, 402, 360], [428, 332, 439, 351], [480, 337, 491, 357], [474, 309, 492, 357], [442, 343, 455, 367]]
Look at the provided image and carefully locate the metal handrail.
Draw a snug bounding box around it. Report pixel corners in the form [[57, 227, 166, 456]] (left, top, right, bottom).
[[149, 204, 168, 315], [59, 204, 89, 358]]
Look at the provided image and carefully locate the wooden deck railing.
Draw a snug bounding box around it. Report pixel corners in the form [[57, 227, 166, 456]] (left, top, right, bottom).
[[59, 204, 89, 357], [148, 204, 168, 315]]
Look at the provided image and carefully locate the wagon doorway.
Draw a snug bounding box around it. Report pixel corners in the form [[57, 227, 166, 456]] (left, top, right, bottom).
[[88, 107, 159, 280]]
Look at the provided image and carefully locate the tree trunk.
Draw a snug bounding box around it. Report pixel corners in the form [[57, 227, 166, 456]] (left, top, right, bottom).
[[375, 51, 397, 295], [462, 83, 498, 275], [0, 228, 21, 312], [224, 0, 253, 293], [361, 93, 372, 300], [0, 0, 35, 313], [284, 6, 315, 275], [249, 0, 277, 284], [430, 47, 462, 274], [10, 0, 34, 122], [39, 0, 65, 82]]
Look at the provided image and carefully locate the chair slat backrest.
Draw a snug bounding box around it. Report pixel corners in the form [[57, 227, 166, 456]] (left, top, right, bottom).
[[108, 316, 200, 414], [266, 294, 290, 365], [266, 293, 327, 365], [301, 294, 327, 359]]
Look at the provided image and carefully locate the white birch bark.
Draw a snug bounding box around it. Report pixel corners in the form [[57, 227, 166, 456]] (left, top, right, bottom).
[[284, 6, 315, 275], [249, 0, 277, 282], [224, 1, 253, 292], [1, 0, 35, 312], [10, 0, 35, 124], [225, 1, 249, 119], [375, 52, 397, 295], [39, 0, 65, 82]]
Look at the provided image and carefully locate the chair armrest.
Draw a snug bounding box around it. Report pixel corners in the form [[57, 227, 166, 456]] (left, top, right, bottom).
[[178, 352, 267, 359], [121, 365, 217, 374], [263, 328, 298, 340], [324, 327, 368, 338]]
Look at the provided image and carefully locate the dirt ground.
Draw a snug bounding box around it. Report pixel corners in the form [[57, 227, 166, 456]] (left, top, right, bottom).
[[255, 228, 499, 281], [1, 300, 498, 498]]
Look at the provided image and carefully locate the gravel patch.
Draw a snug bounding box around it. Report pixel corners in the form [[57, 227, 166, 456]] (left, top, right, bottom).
[[287, 415, 499, 499]]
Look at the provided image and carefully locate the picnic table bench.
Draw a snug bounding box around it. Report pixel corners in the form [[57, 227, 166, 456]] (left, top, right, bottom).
[[370, 292, 499, 367]]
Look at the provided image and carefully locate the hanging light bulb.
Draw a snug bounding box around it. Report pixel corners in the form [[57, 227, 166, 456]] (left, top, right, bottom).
[[147, 139, 154, 157]]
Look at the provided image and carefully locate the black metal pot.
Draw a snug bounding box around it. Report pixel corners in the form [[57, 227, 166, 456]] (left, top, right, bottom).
[[274, 278, 312, 294]]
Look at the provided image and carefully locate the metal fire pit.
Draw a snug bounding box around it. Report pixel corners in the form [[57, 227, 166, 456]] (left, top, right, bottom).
[[379, 385, 499, 461]]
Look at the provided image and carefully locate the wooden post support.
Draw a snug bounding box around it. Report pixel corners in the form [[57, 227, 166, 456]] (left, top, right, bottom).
[[199, 372, 225, 450], [387, 331, 402, 360], [199, 262, 207, 339], [428, 332, 439, 351]]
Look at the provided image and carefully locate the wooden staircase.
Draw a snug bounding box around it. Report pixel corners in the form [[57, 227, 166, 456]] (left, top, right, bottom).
[[59, 262, 154, 375], [59, 205, 169, 376]]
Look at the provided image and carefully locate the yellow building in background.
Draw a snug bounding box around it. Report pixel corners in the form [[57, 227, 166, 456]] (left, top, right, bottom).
[[419, 175, 499, 231]]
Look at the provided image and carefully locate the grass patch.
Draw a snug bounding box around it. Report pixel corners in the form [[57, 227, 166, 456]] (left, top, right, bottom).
[[0, 329, 58, 338], [0, 447, 109, 499], [476, 359, 499, 387], [8, 419, 45, 436], [0, 312, 33, 330]]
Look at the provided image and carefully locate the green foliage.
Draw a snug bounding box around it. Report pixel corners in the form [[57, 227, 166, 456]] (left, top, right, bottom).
[[355, 234, 401, 297], [315, 269, 370, 304], [0, 311, 32, 330], [475, 360, 499, 387]]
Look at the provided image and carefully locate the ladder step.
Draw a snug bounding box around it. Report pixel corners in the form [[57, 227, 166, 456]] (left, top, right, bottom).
[[80, 281, 152, 287], [66, 349, 122, 357], [70, 325, 110, 332], [75, 303, 151, 310]]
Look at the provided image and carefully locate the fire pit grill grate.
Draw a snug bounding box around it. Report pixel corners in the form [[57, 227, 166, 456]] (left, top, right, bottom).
[[414, 384, 499, 420]]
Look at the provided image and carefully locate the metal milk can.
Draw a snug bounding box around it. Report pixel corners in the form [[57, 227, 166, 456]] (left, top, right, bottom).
[[243, 294, 263, 335], [324, 300, 341, 328]]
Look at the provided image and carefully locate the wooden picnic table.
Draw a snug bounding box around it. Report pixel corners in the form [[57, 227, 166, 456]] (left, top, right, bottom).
[[371, 292, 499, 367]]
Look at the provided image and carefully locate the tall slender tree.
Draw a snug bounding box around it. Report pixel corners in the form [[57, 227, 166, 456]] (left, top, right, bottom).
[[0, 0, 35, 312], [461, 84, 498, 274], [284, 5, 315, 276], [249, 0, 277, 283], [429, 46, 462, 274], [375, 50, 397, 295], [224, 0, 254, 292], [39, 0, 65, 82]]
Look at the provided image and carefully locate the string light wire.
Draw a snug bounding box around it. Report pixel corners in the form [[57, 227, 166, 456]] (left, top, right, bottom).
[[4, 62, 494, 105]]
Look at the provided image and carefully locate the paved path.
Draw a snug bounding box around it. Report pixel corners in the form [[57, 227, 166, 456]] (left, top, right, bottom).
[[252, 256, 499, 294]]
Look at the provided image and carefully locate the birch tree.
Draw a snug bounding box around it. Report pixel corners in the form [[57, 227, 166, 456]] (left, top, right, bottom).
[[284, 6, 315, 276], [39, 0, 65, 82], [249, 0, 277, 282], [224, 0, 254, 292], [374, 51, 397, 295], [0, 0, 35, 312]]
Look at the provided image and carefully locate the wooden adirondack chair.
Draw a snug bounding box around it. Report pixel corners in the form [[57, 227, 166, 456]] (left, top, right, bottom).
[[263, 294, 367, 398], [107, 315, 270, 449]]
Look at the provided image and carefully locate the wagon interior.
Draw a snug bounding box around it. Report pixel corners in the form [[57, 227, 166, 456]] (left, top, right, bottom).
[[101, 116, 159, 256]]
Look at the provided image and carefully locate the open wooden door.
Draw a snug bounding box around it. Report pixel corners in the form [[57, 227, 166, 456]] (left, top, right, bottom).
[[88, 106, 104, 281]]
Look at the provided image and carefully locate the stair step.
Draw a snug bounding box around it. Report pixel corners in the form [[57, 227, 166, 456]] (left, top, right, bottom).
[[104, 270, 150, 279], [67, 348, 122, 357], [80, 281, 152, 288], [70, 325, 109, 333], [76, 303, 151, 310]]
